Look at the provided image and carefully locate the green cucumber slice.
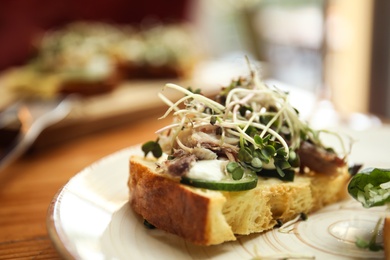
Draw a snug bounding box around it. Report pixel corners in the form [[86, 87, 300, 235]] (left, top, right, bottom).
[[180, 172, 258, 191]]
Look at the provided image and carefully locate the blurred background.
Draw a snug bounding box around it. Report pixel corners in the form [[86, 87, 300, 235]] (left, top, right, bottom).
[[0, 0, 387, 149]]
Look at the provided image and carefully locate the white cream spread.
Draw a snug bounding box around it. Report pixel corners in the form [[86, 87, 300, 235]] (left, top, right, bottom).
[[186, 160, 227, 181]]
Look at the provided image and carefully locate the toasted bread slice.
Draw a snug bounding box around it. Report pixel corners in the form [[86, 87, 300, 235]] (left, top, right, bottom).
[[384, 216, 390, 259], [128, 155, 351, 245]]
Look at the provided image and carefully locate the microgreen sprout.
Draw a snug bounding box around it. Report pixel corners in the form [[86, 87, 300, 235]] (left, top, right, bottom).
[[226, 162, 244, 180], [355, 217, 384, 251], [149, 66, 347, 182]]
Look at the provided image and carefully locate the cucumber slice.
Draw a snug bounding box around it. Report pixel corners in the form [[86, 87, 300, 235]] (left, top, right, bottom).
[[180, 172, 258, 191]]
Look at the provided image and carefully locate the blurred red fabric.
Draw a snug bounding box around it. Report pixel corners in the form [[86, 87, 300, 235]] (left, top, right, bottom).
[[0, 0, 191, 71]]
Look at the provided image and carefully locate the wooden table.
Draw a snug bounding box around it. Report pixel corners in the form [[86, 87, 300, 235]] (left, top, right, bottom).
[[0, 113, 170, 259]]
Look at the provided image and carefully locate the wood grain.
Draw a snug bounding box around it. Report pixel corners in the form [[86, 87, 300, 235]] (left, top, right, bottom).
[[0, 112, 170, 259]]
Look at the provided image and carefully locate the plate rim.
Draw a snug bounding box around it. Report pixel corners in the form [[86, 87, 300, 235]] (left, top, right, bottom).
[[46, 146, 138, 259], [47, 184, 81, 260]]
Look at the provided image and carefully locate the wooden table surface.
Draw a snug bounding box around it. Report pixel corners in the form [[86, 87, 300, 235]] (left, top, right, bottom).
[[0, 112, 170, 259]]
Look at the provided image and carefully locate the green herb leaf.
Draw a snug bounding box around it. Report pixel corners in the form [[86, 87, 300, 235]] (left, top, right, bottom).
[[261, 145, 276, 159], [141, 141, 163, 158], [276, 147, 288, 158], [238, 147, 253, 163], [348, 168, 390, 208], [231, 166, 244, 180], [226, 161, 246, 180], [245, 126, 258, 137], [275, 159, 291, 170], [226, 162, 239, 173], [251, 157, 262, 169], [288, 150, 300, 168], [263, 134, 271, 143], [253, 135, 263, 145], [276, 166, 286, 178]]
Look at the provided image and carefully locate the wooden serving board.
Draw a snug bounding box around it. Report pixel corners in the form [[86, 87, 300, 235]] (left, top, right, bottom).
[[24, 78, 220, 151], [0, 60, 260, 151]]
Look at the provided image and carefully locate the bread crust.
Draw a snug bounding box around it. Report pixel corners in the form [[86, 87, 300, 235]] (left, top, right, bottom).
[[129, 156, 235, 245], [129, 155, 351, 245]]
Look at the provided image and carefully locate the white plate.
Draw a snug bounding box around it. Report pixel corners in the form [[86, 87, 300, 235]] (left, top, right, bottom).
[[47, 146, 386, 260]]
